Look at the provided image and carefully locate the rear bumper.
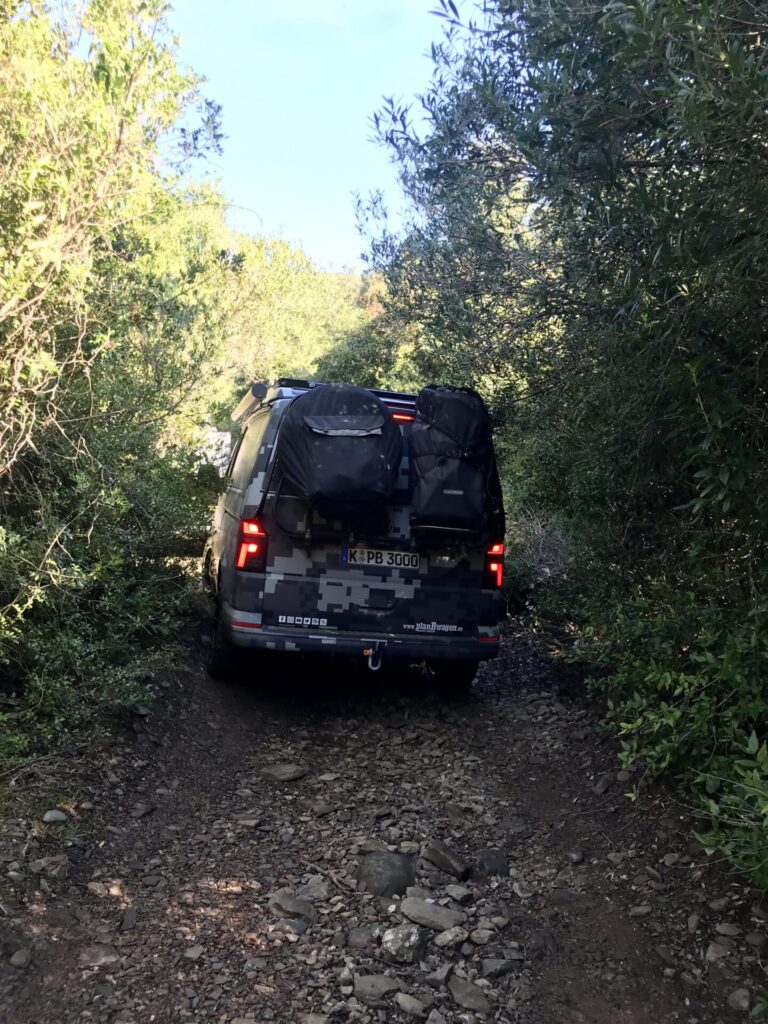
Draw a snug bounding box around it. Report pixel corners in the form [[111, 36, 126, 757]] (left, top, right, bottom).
[[222, 604, 500, 661]]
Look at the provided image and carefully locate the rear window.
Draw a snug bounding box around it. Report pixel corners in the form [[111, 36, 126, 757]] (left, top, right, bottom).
[[229, 411, 270, 491]]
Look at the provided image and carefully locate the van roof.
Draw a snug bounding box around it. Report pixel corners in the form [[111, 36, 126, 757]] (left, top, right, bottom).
[[233, 378, 418, 422]]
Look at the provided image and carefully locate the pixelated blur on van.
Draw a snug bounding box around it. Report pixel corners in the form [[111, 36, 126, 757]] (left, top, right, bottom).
[[203, 379, 505, 688]]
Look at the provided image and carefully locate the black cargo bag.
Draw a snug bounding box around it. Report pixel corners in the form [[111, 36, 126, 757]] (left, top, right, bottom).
[[408, 385, 496, 539], [276, 383, 403, 519]]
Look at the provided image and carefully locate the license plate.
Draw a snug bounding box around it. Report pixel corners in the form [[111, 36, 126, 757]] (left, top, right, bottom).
[[341, 547, 420, 569]]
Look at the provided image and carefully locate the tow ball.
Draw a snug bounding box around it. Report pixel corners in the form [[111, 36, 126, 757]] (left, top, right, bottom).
[[363, 642, 384, 672]]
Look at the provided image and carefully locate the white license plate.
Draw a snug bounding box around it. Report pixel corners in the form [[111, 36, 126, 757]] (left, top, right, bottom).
[[341, 547, 420, 569]]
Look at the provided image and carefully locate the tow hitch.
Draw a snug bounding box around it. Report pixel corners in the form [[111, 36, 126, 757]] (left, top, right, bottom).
[[363, 642, 385, 672]]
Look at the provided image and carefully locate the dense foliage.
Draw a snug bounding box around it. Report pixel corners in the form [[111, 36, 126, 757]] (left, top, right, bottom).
[[355, 0, 768, 882], [0, 1, 370, 758]]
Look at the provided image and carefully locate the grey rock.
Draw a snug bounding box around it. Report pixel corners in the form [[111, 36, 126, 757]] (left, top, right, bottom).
[[434, 926, 469, 948], [473, 847, 508, 878], [302, 1016, 330, 1024], [426, 1012, 447, 1024], [401, 896, 465, 932], [298, 875, 331, 901], [130, 802, 155, 819], [9, 948, 31, 968], [348, 925, 374, 949], [423, 839, 470, 881], [355, 851, 416, 897], [42, 809, 68, 823], [566, 848, 584, 865], [448, 975, 492, 1014], [381, 923, 427, 963], [446, 884, 474, 905], [746, 931, 766, 948], [425, 963, 453, 989], [616, 769, 631, 783], [353, 974, 400, 1007], [727, 989, 751, 1012], [716, 922, 742, 936], [629, 904, 652, 918], [593, 773, 613, 795], [268, 889, 318, 924], [79, 943, 120, 967], [394, 992, 428, 1017], [512, 879, 535, 899], [121, 907, 138, 931], [470, 927, 494, 945], [687, 913, 700, 934], [501, 815, 533, 841], [481, 958, 520, 979], [705, 940, 732, 962], [275, 917, 309, 935], [260, 763, 308, 782], [406, 885, 433, 900]]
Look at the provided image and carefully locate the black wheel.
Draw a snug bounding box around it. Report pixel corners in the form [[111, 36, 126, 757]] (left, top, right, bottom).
[[425, 659, 479, 693], [207, 602, 235, 680]]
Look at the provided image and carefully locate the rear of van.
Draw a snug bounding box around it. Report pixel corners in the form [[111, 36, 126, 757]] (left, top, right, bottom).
[[205, 380, 505, 682]]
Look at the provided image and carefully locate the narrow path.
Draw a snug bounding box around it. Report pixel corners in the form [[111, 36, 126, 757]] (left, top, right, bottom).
[[0, 634, 764, 1022]]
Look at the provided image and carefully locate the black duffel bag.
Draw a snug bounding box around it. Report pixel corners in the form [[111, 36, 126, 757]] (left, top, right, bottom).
[[408, 385, 495, 539], [276, 383, 402, 519]]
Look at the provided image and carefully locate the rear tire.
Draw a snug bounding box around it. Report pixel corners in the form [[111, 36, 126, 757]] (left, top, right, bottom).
[[207, 603, 235, 680], [425, 658, 479, 693]]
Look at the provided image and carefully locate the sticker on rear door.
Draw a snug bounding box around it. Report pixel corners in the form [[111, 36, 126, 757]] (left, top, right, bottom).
[[341, 548, 420, 569]]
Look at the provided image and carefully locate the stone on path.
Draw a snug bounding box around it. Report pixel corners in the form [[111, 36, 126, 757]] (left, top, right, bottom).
[[446, 884, 474, 905], [727, 988, 751, 1012], [298, 875, 331, 901], [434, 926, 468, 948], [426, 1012, 447, 1024], [481, 958, 520, 978], [268, 889, 318, 924], [401, 896, 465, 932], [121, 907, 138, 931], [629, 904, 652, 918], [474, 847, 508, 878], [355, 851, 415, 897], [423, 839, 470, 881], [593, 772, 613, 795], [381, 923, 426, 963], [395, 992, 429, 1016], [353, 974, 400, 1007], [79, 943, 120, 967], [260, 763, 308, 782], [42, 809, 68, 823], [9, 948, 30, 968], [448, 974, 492, 1014]]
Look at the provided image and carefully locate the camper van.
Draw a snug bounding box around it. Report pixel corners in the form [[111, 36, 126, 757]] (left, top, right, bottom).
[[203, 379, 505, 688]]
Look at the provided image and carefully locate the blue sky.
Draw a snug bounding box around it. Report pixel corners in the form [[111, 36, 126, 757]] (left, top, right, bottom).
[[171, 1, 446, 270]]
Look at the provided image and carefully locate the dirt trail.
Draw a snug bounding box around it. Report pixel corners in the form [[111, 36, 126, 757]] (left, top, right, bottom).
[[0, 633, 765, 1023]]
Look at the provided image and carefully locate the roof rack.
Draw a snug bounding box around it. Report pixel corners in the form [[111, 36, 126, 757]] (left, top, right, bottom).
[[232, 378, 418, 422]]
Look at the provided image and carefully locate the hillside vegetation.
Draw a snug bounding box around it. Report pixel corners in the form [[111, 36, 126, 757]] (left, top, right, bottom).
[[0, 0, 372, 758], [329, 0, 768, 884]]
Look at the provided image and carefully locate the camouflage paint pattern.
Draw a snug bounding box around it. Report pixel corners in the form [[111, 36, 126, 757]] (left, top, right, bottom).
[[208, 394, 503, 661]]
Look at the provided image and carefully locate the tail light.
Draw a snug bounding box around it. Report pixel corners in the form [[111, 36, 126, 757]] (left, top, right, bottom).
[[235, 519, 268, 572], [485, 541, 505, 588]]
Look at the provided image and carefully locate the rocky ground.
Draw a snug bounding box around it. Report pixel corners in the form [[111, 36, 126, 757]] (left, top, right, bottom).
[[0, 629, 766, 1024]]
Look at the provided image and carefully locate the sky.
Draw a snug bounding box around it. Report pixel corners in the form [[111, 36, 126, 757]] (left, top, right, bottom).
[[170, 1, 448, 271]]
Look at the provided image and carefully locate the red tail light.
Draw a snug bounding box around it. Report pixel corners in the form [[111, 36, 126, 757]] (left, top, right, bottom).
[[485, 541, 505, 588], [392, 412, 415, 422], [235, 519, 268, 572]]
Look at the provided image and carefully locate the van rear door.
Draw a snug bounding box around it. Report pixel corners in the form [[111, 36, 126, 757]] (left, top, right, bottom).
[[256, 435, 500, 640]]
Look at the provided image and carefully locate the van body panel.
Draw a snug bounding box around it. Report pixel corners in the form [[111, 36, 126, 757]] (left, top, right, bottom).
[[206, 381, 505, 665]]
